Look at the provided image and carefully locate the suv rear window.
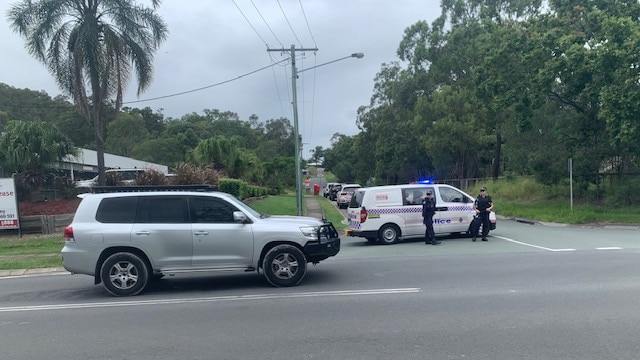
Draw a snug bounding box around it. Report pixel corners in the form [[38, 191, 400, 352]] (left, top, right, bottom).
[[136, 196, 189, 223], [96, 197, 138, 223]]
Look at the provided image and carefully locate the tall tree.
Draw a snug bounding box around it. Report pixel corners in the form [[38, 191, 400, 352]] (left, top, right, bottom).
[[8, 0, 168, 185]]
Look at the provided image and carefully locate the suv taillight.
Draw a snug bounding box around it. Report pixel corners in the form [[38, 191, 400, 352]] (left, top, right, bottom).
[[64, 226, 74, 241], [360, 207, 368, 223]]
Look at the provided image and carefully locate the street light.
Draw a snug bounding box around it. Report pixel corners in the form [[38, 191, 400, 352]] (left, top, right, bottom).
[[291, 48, 364, 215]]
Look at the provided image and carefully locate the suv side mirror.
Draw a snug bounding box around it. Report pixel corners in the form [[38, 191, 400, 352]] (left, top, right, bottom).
[[233, 211, 249, 223]]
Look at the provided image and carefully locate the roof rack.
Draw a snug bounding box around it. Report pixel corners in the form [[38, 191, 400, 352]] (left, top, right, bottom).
[[91, 185, 217, 193]]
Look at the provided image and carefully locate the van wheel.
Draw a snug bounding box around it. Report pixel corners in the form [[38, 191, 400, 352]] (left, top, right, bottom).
[[100, 252, 149, 296], [263, 245, 307, 287], [378, 224, 400, 245]]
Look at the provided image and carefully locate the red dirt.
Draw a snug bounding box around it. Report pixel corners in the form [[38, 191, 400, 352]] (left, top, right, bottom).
[[19, 198, 82, 216]]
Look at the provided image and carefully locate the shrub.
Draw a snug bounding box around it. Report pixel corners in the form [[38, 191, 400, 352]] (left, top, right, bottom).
[[134, 169, 168, 185], [170, 163, 220, 185], [105, 171, 123, 186]]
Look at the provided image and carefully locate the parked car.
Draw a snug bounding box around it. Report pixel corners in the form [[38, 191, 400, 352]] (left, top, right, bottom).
[[62, 185, 341, 296], [328, 184, 343, 201], [75, 168, 149, 188], [336, 184, 361, 209], [323, 182, 340, 198], [345, 183, 496, 244]]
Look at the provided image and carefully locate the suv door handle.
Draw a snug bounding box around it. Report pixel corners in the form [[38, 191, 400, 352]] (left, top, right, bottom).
[[193, 231, 209, 236], [135, 231, 151, 235]]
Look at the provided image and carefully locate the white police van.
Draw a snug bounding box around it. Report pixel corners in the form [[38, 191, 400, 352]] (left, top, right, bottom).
[[345, 183, 496, 245]]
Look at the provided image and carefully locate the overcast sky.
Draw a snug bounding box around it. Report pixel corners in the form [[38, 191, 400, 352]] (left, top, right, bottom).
[[2, 0, 440, 159]]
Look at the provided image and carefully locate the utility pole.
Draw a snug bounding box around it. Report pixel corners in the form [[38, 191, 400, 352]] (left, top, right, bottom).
[[268, 45, 318, 216]]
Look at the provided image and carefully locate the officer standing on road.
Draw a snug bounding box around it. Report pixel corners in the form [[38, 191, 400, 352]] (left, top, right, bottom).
[[473, 187, 494, 242], [422, 191, 441, 245]]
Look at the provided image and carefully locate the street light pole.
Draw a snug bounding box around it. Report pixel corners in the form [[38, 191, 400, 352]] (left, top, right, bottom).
[[268, 45, 364, 216]]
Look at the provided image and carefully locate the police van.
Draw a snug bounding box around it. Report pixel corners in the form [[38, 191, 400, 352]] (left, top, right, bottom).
[[345, 184, 496, 245]]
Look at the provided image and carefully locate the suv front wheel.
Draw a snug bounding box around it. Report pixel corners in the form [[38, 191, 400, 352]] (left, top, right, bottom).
[[100, 252, 150, 296], [263, 245, 307, 287]]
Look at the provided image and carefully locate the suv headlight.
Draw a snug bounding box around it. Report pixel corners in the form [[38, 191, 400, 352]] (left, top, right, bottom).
[[299, 226, 319, 238]]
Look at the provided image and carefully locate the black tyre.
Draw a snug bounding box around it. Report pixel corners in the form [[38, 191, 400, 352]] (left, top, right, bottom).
[[378, 224, 400, 245], [100, 252, 149, 296], [262, 245, 307, 287]]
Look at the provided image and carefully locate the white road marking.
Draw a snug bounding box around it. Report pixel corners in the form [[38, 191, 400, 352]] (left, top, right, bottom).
[[596, 247, 623, 250], [0, 288, 421, 313], [492, 235, 575, 252]]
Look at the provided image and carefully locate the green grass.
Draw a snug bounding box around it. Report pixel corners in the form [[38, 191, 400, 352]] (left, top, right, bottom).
[[467, 177, 640, 224], [316, 196, 347, 230], [249, 193, 300, 215], [0, 236, 64, 255], [0, 256, 62, 270], [249, 194, 347, 230], [0, 235, 64, 270]]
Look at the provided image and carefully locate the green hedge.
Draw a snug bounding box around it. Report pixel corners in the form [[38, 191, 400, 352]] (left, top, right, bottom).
[[218, 178, 271, 198]]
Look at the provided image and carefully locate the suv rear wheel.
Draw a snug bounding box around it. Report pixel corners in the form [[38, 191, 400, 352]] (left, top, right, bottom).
[[100, 252, 149, 296], [263, 245, 307, 287]]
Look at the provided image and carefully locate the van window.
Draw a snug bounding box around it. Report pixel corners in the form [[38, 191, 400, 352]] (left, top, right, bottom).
[[402, 188, 432, 206], [349, 190, 365, 208], [438, 187, 469, 203], [96, 197, 138, 223], [136, 196, 189, 223]]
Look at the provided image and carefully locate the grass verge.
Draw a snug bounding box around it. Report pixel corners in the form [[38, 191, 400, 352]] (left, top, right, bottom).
[[0, 236, 64, 270]]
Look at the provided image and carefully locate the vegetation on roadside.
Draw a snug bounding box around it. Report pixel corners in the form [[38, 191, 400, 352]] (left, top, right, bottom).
[[469, 177, 639, 224], [248, 192, 299, 215], [3, 176, 637, 271], [0, 236, 64, 270]]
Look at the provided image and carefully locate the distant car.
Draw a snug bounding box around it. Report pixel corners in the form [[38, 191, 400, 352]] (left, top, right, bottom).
[[75, 169, 148, 188], [323, 182, 340, 198], [337, 184, 361, 209], [329, 184, 343, 201]]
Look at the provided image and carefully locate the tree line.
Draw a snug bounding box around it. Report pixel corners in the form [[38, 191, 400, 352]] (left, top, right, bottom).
[[3, 0, 640, 206], [0, 82, 301, 192], [321, 0, 640, 204]]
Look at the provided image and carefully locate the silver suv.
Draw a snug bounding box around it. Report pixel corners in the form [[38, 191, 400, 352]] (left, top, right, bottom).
[[62, 186, 341, 296]]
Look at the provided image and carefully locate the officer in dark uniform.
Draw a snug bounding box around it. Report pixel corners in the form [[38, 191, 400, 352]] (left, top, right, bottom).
[[422, 190, 440, 245], [473, 187, 494, 241]]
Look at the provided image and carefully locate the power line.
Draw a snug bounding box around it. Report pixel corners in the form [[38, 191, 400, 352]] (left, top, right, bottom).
[[231, 0, 269, 47], [298, 0, 317, 48], [251, 0, 284, 48], [268, 52, 288, 117], [123, 58, 289, 105], [276, 0, 303, 46]]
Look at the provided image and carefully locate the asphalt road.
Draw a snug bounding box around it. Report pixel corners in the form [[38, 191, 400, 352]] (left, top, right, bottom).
[[1, 219, 640, 359]]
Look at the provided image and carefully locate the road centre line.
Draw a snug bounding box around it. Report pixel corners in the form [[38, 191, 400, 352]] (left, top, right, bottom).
[[0, 288, 420, 313], [596, 247, 622, 250], [492, 235, 576, 252]]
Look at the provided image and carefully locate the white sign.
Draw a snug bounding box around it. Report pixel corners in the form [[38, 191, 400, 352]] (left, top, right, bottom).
[[0, 178, 19, 229]]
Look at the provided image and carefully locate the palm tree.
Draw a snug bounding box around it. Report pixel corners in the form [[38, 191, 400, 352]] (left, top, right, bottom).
[[7, 0, 168, 185]]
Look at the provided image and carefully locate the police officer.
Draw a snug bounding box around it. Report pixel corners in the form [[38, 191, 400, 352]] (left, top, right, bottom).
[[422, 190, 441, 245], [473, 187, 494, 241]]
